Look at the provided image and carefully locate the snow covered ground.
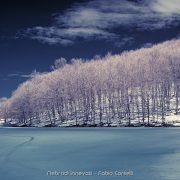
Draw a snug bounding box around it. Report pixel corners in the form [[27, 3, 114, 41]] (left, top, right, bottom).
[[5, 112, 180, 128], [165, 114, 180, 122], [0, 119, 4, 125], [165, 114, 180, 126]]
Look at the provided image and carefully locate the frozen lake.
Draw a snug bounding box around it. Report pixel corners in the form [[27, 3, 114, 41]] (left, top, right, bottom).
[[0, 127, 180, 180]]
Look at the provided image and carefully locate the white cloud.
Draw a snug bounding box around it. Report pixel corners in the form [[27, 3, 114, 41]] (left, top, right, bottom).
[[7, 70, 39, 79], [141, 42, 153, 48], [151, 0, 180, 15], [7, 73, 20, 77], [7, 73, 30, 78], [115, 37, 134, 48], [22, 0, 180, 45]]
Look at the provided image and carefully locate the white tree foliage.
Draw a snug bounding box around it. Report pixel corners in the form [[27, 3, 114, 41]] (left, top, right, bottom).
[[1, 39, 180, 127]]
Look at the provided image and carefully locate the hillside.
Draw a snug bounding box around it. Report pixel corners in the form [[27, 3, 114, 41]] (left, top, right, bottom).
[[0, 39, 180, 127]]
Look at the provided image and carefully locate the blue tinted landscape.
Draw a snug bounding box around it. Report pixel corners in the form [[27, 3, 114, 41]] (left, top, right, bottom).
[[0, 1, 180, 180], [0, 128, 180, 180]]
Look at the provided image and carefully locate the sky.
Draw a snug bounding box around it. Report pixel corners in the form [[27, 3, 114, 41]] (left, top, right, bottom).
[[0, 0, 180, 98]]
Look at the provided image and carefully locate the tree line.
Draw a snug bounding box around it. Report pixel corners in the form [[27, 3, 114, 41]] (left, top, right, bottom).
[[0, 39, 180, 126]]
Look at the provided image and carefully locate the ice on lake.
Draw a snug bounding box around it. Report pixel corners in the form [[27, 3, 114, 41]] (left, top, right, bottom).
[[0, 127, 180, 180]]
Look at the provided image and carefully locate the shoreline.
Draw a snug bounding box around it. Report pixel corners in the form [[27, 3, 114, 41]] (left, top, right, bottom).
[[2, 123, 180, 128]]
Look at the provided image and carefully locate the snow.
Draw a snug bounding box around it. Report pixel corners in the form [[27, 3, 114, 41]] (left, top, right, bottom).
[[165, 114, 180, 123], [0, 119, 5, 125], [172, 123, 180, 127]]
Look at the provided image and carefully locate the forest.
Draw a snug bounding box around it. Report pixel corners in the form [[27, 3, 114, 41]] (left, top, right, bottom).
[[0, 39, 180, 127]]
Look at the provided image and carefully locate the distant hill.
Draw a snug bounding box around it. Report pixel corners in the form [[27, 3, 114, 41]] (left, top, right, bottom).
[[0, 39, 180, 127]]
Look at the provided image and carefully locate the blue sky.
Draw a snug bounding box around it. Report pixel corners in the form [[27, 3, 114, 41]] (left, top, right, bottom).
[[0, 0, 180, 97]]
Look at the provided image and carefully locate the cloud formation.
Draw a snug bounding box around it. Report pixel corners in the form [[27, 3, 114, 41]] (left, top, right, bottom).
[[7, 73, 33, 78], [151, 0, 180, 15], [5, 70, 39, 80], [22, 0, 180, 45]]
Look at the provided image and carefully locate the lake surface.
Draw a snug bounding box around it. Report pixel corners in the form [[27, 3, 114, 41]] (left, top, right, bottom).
[[0, 127, 180, 180]]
